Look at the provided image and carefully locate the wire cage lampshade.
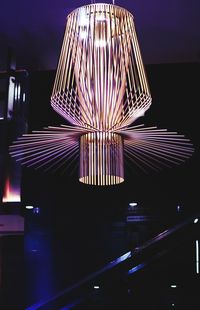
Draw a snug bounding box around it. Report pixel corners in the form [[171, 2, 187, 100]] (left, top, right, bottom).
[[51, 3, 152, 131], [9, 3, 194, 186]]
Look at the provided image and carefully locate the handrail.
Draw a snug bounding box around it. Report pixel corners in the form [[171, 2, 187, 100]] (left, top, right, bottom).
[[26, 213, 199, 310]]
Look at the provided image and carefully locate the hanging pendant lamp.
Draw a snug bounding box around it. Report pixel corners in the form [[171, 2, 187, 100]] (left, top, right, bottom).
[[9, 3, 194, 186]]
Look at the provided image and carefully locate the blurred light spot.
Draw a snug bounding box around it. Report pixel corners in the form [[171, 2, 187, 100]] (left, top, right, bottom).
[[196, 240, 199, 274], [26, 205, 34, 209], [129, 202, 137, 207]]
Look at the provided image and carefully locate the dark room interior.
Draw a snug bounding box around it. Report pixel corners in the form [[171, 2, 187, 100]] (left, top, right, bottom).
[[0, 1, 200, 309]]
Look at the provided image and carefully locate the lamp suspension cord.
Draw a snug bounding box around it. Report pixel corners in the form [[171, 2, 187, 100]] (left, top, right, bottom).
[[90, 1, 116, 4]]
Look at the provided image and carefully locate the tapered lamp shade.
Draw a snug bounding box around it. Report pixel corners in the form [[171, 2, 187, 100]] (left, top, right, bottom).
[[51, 3, 152, 131]]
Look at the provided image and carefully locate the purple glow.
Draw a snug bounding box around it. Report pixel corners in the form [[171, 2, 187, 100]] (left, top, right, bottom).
[[33, 207, 40, 214], [0, 1, 199, 71]]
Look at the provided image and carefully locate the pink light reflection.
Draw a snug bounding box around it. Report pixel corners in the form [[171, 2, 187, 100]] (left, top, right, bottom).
[[2, 177, 21, 203]]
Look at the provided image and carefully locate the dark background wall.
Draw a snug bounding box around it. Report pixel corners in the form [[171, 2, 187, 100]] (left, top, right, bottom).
[[23, 63, 199, 212], [22, 63, 200, 307]]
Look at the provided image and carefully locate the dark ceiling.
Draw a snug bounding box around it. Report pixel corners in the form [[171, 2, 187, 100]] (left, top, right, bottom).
[[0, 0, 200, 70]]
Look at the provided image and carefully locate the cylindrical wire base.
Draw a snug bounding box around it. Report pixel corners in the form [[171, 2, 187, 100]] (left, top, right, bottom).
[[79, 132, 124, 185]]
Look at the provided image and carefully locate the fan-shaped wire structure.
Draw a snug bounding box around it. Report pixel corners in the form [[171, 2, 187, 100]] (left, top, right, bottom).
[[9, 3, 194, 186], [9, 125, 194, 185]]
